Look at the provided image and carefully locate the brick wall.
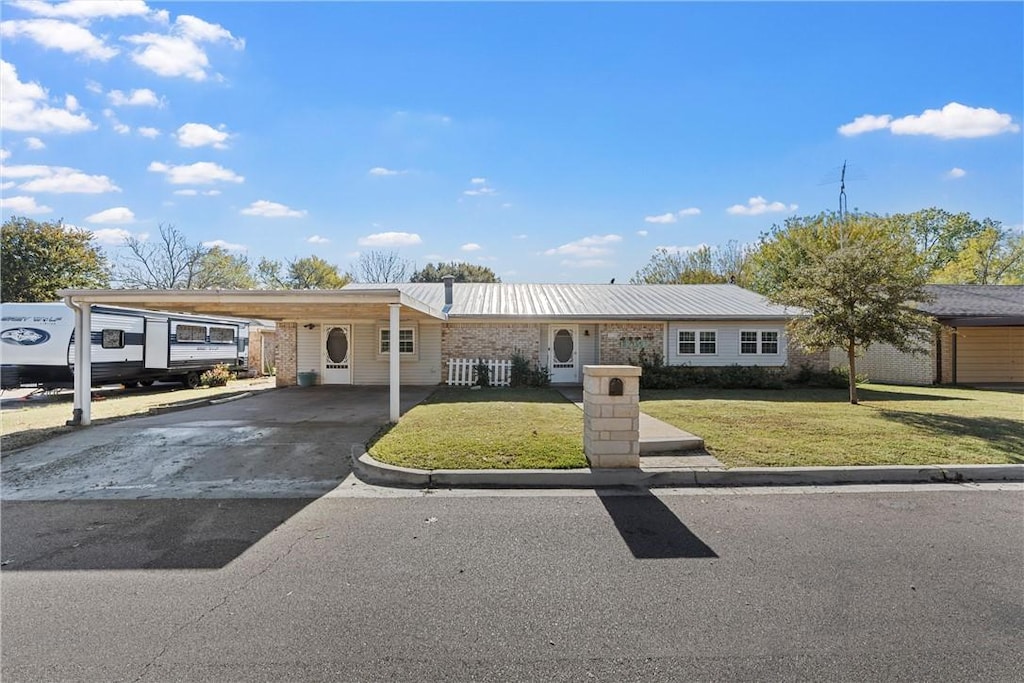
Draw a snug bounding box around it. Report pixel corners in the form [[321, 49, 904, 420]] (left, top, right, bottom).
[[276, 322, 297, 387], [598, 323, 664, 365], [827, 335, 935, 385], [441, 323, 542, 365], [939, 325, 954, 383], [789, 338, 830, 375]]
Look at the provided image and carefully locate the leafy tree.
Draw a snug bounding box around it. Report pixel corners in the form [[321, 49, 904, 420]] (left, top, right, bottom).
[[193, 247, 255, 289], [114, 223, 206, 289], [888, 207, 987, 274], [1, 216, 109, 302], [409, 261, 501, 283], [752, 212, 932, 404], [352, 249, 411, 283], [631, 241, 753, 286], [256, 255, 349, 289], [930, 225, 1024, 285]]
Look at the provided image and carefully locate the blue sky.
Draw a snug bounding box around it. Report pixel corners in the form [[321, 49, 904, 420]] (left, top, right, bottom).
[[2, 1, 1021, 284]]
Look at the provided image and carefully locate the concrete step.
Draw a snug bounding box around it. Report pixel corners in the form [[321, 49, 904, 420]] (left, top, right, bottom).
[[640, 435, 706, 454]]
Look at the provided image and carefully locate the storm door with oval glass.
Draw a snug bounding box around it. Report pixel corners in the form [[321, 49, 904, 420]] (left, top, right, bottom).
[[548, 325, 578, 383], [322, 324, 352, 384]]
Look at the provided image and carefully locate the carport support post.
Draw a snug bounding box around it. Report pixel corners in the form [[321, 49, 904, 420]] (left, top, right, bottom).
[[73, 302, 92, 426], [389, 303, 401, 422]]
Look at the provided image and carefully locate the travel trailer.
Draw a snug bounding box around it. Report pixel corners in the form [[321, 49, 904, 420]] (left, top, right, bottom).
[[1, 302, 249, 390]]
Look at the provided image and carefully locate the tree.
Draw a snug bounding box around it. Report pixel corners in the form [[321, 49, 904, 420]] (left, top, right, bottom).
[[352, 250, 411, 283], [930, 225, 1024, 285], [1, 216, 109, 302], [193, 247, 255, 289], [888, 207, 987, 274], [631, 241, 753, 286], [751, 212, 932, 404], [256, 255, 349, 289], [409, 261, 501, 283], [114, 224, 206, 289]]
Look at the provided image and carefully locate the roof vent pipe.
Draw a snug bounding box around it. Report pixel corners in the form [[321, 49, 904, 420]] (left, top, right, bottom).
[[443, 275, 454, 307]]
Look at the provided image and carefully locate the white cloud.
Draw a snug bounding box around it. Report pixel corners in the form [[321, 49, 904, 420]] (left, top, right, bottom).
[[637, 230, 648, 237], [0, 149, 9, 160], [946, 167, 967, 180], [148, 160, 243, 185], [12, 0, 154, 20], [0, 195, 52, 213], [368, 166, 406, 176], [470, 177, 486, 184], [202, 239, 247, 252], [513, 234, 527, 240], [839, 103, 1019, 139], [357, 231, 422, 247], [1, 60, 94, 133], [240, 200, 307, 218], [726, 196, 798, 216], [544, 234, 622, 258], [173, 188, 220, 197], [0, 19, 118, 60], [137, 126, 160, 138], [0, 182, 13, 190], [64, 94, 79, 111], [176, 122, 229, 149], [463, 186, 497, 196], [460, 242, 482, 251], [89, 228, 137, 245], [838, 113, 893, 137], [307, 235, 330, 244], [85, 80, 103, 94], [5, 164, 120, 193], [85, 206, 134, 223], [644, 213, 677, 224], [25, 136, 45, 149], [501, 202, 513, 209], [124, 14, 244, 81], [678, 207, 701, 216], [108, 88, 162, 107]]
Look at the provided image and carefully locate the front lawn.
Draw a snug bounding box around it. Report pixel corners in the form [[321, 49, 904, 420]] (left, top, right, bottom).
[[641, 384, 1023, 467], [369, 387, 587, 470]]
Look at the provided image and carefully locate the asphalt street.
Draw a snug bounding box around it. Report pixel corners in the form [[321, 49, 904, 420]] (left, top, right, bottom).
[[2, 484, 1022, 682]]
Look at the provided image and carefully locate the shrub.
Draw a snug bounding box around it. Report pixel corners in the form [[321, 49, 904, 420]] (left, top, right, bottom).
[[509, 351, 551, 388], [200, 363, 233, 388], [474, 361, 490, 388], [629, 354, 787, 390], [792, 364, 867, 388]]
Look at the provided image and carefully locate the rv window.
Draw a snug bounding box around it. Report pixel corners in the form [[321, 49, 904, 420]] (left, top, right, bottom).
[[101, 329, 124, 349], [210, 327, 235, 343], [177, 324, 207, 342]]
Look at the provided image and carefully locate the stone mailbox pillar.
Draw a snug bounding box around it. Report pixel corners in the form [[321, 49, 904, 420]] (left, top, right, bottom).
[[582, 365, 641, 468]]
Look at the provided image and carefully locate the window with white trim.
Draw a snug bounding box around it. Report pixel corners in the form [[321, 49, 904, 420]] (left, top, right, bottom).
[[177, 324, 206, 342], [678, 329, 717, 355], [379, 327, 416, 355], [209, 327, 236, 344], [740, 330, 780, 355]]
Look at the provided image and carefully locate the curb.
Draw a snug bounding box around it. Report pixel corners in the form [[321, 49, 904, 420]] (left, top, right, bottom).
[[352, 450, 1024, 489], [148, 389, 263, 415]]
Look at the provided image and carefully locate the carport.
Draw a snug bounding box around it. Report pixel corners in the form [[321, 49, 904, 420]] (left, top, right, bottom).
[[58, 288, 447, 426]]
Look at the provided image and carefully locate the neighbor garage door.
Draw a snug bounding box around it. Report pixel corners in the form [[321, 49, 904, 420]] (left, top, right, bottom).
[[957, 326, 1024, 383]]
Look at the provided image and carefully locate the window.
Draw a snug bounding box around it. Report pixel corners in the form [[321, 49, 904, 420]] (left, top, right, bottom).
[[101, 329, 124, 349], [379, 327, 415, 355], [177, 324, 206, 342], [678, 329, 716, 355], [209, 327, 235, 344], [740, 330, 780, 355]]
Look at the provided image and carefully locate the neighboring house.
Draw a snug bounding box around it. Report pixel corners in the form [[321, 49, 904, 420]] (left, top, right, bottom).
[[334, 281, 821, 385], [829, 284, 1024, 385]]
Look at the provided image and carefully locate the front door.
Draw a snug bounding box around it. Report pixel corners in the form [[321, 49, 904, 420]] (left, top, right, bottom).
[[549, 325, 578, 383], [322, 324, 352, 384]]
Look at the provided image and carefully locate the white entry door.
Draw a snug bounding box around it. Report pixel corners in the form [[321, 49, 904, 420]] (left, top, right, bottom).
[[322, 325, 352, 384], [549, 325, 578, 383]]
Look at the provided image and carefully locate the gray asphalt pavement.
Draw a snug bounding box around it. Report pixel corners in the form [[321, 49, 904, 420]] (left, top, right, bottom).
[[2, 485, 1022, 682]]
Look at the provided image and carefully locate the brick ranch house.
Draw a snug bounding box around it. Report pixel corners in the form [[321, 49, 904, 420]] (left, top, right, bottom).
[[59, 280, 824, 423]]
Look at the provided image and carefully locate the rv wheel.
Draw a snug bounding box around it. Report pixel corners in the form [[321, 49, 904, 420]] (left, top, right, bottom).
[[122, 381, 139, 389], [183, 372, 201, 389], [140, 379, 155, 387]]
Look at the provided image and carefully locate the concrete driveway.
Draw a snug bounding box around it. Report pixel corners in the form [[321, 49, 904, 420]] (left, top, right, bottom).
[[1, 385, 434, 501]]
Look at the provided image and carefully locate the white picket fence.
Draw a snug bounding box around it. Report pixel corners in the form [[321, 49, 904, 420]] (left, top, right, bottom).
[[446, 358, 512, 387]]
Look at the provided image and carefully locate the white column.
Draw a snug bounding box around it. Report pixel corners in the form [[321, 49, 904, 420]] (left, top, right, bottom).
[[73, 304, 92, 425], [389, 303, 401, 422]]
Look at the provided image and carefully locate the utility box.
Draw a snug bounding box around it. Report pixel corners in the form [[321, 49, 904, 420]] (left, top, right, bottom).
[[582, 365, 641, 468]]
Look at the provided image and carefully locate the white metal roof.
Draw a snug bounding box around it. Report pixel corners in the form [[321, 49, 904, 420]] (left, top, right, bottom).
[[345, 283, 797, 320]]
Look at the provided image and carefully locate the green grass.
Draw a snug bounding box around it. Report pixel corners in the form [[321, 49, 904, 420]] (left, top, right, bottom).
[[369, 387, 587, 470], [641, 384, 1024, 467]]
